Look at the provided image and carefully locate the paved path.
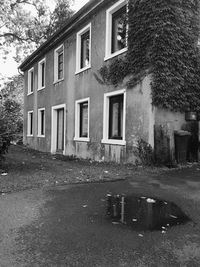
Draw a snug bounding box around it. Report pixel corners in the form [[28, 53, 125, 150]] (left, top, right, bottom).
[[0, 173, 200, 266]]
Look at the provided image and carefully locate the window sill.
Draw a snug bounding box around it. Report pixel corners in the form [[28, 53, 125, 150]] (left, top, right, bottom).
[[27, 92, 33, 96], [74, 137, 90, 142], [75, 65, 91, 75], [38, 86, 45, 91], [37, 135, 45, 138], [27, 135, 33, 137], [101, 139, 126, 146], [104, 47, 127, 61], [53, 78, 64, 85]]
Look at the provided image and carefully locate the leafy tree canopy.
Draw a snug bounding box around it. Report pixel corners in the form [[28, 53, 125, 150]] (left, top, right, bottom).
[[0, 0, 74, 63]]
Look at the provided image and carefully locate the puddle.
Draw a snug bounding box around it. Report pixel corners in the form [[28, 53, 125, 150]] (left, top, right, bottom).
[[106, 194, 190, 231]]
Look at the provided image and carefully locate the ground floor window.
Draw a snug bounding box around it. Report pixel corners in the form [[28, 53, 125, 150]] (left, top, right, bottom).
[[27, 111, 33, 136], [38, 108, 45, 137], [74, 98, 90, 142], [102, 89, 126, 145]]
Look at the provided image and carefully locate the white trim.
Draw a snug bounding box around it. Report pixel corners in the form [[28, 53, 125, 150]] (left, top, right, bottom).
[[37, 108, 45, 137], [38, 58, 46, 91], [54, 44, 64, 83], [27, 110, 34, 137], [104, 47, 127, 61], [105, 0, 127, 60], [102, 89, 126, 146], [27, 67, 34, 95], [74, 97, 90, 142], [76, 23, 91, 74], [51, 104, 66, 154]]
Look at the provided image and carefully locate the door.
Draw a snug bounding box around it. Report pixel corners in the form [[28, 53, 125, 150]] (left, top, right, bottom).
[[57, 108, 64, 151]]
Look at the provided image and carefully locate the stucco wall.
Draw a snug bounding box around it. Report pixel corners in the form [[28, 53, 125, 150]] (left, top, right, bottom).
[[23, 1, 154, 164], [154, 108, 186, 163]]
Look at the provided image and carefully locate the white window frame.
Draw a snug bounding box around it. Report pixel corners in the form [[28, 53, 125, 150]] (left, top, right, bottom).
[[37, 108, 45, 137], [27, 110, 33, 136], [102, 89, 126, 145], [54, 44, 64, 83], [74, 97, 90, 142], [38, 58, 46, 90], [28, 67, 34, 95], [105, 0, 128, 61], [76, 23, 91, 74]]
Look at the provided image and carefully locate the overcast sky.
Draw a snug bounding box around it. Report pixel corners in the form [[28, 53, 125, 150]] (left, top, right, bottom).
[[0, 0, 90, 79]]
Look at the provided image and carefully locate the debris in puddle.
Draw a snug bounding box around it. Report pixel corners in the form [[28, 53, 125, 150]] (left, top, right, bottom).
[[106, 193, 190, 231], [101, 199, 106, 202], [1, 193, 5, 196], [162, 230, 166, 234], [1, 173, 8, 176], [170, 215, 178, 219], [104, 171, 109, 173], [146, 198, 156, 203], [55, 181, 58, 184], [138, 234, 143, 237], [82, 205, 88, 208]]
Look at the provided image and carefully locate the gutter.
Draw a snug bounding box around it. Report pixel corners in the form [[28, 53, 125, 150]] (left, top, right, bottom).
[[19, 0, 108, 72]]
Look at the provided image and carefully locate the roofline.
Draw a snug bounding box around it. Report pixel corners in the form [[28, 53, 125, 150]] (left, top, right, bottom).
[[19, 0, 109, 71]]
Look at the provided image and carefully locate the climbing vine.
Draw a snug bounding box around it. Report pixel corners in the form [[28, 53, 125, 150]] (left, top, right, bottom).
[[99, 0, 200, 112]]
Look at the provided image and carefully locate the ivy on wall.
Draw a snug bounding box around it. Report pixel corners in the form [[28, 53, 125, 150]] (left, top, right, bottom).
[[99, 0, 200, 112]]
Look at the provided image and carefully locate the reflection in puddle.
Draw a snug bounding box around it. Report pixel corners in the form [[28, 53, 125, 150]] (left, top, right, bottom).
[[106, 194, 190, 231]]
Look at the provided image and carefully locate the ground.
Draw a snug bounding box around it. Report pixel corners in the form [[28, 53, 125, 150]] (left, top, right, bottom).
[[0, 145, 200, 266]]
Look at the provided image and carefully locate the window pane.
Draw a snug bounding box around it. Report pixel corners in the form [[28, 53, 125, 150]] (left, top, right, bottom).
[[41, 62, 45, 87], [81, 31, 90, 69], [58, 52, 63, 80], [30, 113, 33, 135], [31, 71, 34, 92], [109, 95, 123, 139], [80, 102, 88, 137], [41, 110, 45, 135], [112, 6, 127, 53]]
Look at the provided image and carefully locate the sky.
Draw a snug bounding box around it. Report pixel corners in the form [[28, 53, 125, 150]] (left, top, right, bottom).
[[0, 0, 90, 80]]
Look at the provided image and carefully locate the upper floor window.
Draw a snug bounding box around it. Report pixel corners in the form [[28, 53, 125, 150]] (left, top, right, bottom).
[[54, 44, 64, 82], [28, 67, 34, 95], [38, 58, 45, 90], [105, 0, 127, 60], [76, 23, 91, 74], [74, 98, 90, 142]]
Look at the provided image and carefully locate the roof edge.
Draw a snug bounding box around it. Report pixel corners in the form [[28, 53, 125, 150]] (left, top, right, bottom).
[[19, 0, 107, 71]]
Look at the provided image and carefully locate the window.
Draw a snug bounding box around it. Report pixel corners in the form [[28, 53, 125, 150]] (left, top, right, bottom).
[[105, 0, 127, 60], [102, 89, 126, 145], [27, 111, 33, 136], [28, 68, 34, 95], [38, 108, 45, 137], [76, 23, 91, 73], [74, 98, 90, 141], [38, 58, 45, 90], [54, 44, 64, 82]]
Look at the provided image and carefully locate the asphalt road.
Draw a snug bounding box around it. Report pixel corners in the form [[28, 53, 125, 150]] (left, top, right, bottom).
[[0, 178, 200, 266]]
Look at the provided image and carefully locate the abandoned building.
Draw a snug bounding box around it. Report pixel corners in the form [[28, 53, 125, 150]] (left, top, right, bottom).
[[19, 0, 199, 164]]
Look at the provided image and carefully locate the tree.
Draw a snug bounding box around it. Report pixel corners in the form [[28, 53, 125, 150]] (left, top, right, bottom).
[[0, 99, 23, 158], [0, 0, 74, 62]]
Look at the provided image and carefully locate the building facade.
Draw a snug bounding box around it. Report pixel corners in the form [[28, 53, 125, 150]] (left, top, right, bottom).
[[20, 0, 193, 164]]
